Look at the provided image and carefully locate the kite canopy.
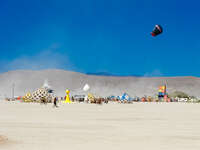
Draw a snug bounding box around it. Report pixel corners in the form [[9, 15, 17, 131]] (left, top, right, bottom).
[[151, 25, 163, 37]]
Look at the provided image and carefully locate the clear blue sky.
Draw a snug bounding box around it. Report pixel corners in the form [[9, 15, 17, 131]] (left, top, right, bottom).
[[0, 0, 200, 76]]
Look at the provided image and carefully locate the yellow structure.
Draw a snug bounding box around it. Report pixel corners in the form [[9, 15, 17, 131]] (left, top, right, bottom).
[[88, 93, 95, 103], [22, 92, 33, 102], [65, 89, 72, 103]]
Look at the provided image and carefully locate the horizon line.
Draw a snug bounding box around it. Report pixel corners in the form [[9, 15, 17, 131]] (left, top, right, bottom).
[[1, 69, 199, 78]]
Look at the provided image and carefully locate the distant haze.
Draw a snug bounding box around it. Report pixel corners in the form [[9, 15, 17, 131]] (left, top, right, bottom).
[[0, 69, 199, 98]]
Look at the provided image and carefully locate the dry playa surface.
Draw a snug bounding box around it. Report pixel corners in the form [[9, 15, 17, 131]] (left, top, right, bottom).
[[1, 101, 200, 150], [0, 135, 8, 144]]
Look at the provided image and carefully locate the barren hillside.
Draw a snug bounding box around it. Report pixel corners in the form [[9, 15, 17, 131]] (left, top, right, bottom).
[[0, 69, 199, 98]]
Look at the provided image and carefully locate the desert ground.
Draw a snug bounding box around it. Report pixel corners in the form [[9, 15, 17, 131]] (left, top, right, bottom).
[[1, 101, 200, 150]]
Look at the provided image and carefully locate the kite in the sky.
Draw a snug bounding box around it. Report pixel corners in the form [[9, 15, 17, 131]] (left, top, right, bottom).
[[151, 25, 163, 37]]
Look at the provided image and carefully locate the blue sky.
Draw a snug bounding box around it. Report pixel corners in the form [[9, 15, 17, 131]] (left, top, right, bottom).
[[0, 0, 200, 76]]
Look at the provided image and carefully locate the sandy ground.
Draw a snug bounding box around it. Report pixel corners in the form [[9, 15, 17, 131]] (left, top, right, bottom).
[[0, 101, 200, 150]]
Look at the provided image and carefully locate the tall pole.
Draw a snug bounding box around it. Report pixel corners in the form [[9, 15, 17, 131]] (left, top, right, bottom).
[[12, 83, 15, 100]]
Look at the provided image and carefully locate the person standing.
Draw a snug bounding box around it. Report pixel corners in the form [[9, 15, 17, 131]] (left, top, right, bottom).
[[53, 97, 58, 108]]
